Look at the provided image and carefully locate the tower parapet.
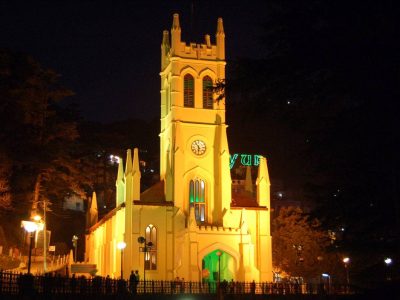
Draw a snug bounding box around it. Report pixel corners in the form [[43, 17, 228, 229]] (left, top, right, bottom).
[[161, 14, 225, 71]]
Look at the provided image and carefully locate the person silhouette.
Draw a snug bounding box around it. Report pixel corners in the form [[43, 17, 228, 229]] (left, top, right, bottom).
[[129, 270, 135, 294]]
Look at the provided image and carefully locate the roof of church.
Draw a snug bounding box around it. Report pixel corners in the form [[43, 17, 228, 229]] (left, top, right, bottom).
[[139, 181, 166, 203], [231, 190, 259, 208]]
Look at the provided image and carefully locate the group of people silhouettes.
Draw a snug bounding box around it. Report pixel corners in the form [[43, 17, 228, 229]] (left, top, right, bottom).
[[128, 270, 140, 294]]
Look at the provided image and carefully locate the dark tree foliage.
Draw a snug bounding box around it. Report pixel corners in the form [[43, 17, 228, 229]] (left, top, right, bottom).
[[225, 0, 399, 283], [272, 206, 341, 281], [0, 49, 92, 243]]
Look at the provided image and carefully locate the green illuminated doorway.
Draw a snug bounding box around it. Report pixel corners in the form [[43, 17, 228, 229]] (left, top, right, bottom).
[[201, 249, 235, 282]]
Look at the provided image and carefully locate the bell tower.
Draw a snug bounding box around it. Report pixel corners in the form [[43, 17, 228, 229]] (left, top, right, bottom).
[[160, 14, 231, 225]]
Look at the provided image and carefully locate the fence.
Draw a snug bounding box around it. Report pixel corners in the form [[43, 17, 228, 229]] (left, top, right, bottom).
[[0, 271, 354, 296]]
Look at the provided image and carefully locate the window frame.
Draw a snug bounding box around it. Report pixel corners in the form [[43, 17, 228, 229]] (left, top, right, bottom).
[[202, 76, 213, 109], [184, 74, 195, 107], [189, 179, 206, 223], [144, 224, 157, 270]]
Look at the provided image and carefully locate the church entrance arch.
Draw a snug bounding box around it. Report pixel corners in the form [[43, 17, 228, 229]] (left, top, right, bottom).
[[201, 249, 236, 282]]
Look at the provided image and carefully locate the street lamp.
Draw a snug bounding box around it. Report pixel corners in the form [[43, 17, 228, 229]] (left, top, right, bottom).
[[384, 257, 392, 281], [322, 273, 331, 294], [32, 214, 47, 272], [342, 257, 350, 294], [72, 235, 79, 263], [342, 257, 350, 285], [138, 236, 153, 285], [21, 220, 42, 274], [117, 241, 127, 279]]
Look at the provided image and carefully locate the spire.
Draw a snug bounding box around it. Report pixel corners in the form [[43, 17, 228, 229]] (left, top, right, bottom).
[[257, 156, 270, 184], [172, 13, 181, 30], [216, 17, 225, 60], [133, 148, 140, 175], [116, 157, 125, 207], [245, 166, 253, 193], [125, 149, 132, 175], [162, 30, 170, 47], [256, 156, 270, 207], [216, 17, 224, 35], [171, 13, 181, 55], [132, 147, 141, 201], [117, 157, 124, 182], [161, 30, 170, 70], [89, 191, 98, 227]]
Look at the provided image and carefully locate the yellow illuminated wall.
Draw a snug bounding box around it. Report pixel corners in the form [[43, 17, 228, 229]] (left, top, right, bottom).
[[85, 14, 273, 282]]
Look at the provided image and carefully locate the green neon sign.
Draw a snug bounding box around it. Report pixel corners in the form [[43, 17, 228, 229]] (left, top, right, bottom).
[[229, 154, 261, 169]]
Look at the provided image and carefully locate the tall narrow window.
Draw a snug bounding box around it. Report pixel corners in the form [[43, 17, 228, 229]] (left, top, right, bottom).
[[203, 76, 213, 109], [184, 74, 194, 107], [145, 224, 157, 270], [189, 179, 206, 223]]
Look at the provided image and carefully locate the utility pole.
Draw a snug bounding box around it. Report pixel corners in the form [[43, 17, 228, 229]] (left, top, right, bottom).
[[43, 199, 47, 272]]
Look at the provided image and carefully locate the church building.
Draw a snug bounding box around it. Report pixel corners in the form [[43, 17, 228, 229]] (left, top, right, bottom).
[[85, 14, 273, 282]]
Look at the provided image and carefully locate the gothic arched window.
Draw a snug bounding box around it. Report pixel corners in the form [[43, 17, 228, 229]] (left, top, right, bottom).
[[189, 179, 206, 223], [145, 224, 157, 270], [184, 74, 194, 107], [203, 76, 213, 109]]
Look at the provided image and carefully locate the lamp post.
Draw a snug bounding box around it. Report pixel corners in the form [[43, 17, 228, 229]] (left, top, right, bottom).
[[21, 220, 41, 274], [32, 214, 47, 273], [72, 235, 79, 263], [138, 236, 153, 285], [322, 273, 331, 294], [342, 257, 350, 284], [342, 257, 350, 294], [117, 241, 127, 279], [384, 257, 392, 281]]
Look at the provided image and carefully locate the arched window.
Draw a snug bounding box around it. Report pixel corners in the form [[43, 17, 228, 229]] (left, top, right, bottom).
[[145, 224, 157, 270], [189, 179, 206, 223], [184, 74, 194, 107], [203, 76, 213, 109]]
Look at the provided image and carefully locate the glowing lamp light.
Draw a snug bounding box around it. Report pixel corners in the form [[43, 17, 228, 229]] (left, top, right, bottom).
[[22, 220, 39, 233], [322, 273, 330, 278], [117, 241, 127, 250], [109, 154, 120, 164], [384, 258, 392, 265], [33, 215, 42, 222], [343, 257, 350, 264]]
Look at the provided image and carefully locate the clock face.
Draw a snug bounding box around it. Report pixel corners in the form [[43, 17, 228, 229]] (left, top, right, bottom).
[[191, 140, 206, 155]]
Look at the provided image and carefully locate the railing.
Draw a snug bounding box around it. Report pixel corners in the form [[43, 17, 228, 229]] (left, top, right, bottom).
[[0, 271, 356, 296]]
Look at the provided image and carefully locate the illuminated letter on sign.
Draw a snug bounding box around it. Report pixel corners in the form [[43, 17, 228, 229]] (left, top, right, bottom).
[[240, 154, 252, 166], [230, 153, 238, 169]]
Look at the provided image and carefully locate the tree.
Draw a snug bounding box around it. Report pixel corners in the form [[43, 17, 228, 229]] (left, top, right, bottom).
[[0, 49, 93, 244], [272, 206, 340, 280]]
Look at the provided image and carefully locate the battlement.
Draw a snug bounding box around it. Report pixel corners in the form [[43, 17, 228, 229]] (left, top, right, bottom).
[[161, 14, 225, 70], [174, 39, 218, 60], [197, 223, 240, 233]]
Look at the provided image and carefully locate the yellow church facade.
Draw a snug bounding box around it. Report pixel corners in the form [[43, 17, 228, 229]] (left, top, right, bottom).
[[85, 14, 273, 283]]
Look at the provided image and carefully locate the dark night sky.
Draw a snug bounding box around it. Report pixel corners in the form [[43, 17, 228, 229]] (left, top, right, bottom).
[[1, 1, 270, 123]]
